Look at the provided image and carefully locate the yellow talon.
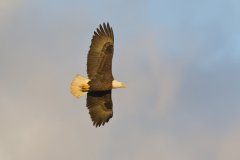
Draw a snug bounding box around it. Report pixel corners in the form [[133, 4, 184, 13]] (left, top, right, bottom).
[[81, 84, 90, 92]]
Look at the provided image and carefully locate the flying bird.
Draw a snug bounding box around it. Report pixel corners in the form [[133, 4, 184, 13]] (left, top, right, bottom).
[[70, 23, 127, 127]]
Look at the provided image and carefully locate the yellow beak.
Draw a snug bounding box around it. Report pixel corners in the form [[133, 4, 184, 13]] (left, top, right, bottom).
[[121, 83, 127, 88]]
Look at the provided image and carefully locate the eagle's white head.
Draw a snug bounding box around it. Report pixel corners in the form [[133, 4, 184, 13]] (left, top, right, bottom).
[[112, 80, 127, 89]]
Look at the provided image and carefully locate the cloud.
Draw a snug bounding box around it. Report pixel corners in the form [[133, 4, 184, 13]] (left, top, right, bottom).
[[1, 0, 240, 160], [0, 2, 109, 159], [217, 125, 240, 160], [0, 0, 26, 24], [0, 63, 111, 160]]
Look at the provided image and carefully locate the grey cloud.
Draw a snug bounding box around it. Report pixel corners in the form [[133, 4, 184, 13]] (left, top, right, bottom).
[[1, 1, 240, 160]]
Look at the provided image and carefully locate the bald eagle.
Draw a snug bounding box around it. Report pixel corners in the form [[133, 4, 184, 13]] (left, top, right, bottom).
[[70, 23, 127, 127]]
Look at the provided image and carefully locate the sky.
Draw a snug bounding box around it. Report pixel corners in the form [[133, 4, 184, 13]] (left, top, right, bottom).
[[1, 0, 240, 160]]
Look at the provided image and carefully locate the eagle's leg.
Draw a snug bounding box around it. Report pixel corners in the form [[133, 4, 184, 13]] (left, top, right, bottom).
[[81, 84, 90, 92]]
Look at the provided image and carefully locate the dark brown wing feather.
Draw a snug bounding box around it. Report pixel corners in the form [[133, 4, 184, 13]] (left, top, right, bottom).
[[87, 23, 114, 86], [86, 90, 113, 127]]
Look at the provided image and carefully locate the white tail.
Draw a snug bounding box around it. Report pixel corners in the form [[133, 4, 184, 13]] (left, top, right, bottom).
[[70, 74, 90, 98]]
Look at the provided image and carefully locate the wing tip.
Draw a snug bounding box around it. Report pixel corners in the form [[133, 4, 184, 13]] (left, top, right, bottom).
[[95, 22, 114, 40]]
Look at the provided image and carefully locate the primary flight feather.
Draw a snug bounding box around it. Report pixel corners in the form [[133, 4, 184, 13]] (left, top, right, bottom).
[[70, 23, 127, 127]]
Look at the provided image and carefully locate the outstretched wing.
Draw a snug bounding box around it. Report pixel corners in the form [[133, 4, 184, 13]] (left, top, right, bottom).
[[86, 90, 113, 127], [87, 23, 114, 81]]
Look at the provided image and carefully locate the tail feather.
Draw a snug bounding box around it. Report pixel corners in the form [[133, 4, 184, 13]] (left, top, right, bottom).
[[70, 74, 90, 98]]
